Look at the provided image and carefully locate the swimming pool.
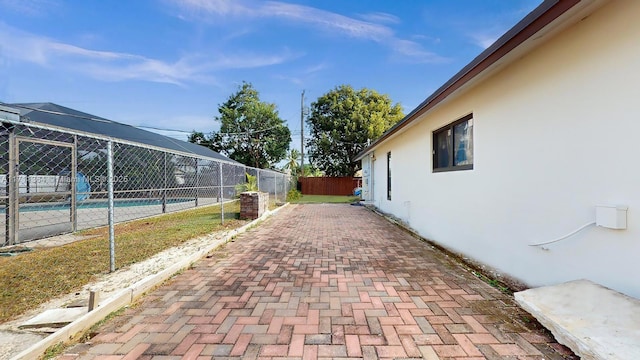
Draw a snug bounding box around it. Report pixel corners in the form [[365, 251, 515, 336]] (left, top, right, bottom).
[[14, 198, 196, 212]]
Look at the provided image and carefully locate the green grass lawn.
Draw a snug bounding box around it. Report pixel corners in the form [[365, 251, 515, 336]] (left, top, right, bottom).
[[0, 201, 247, 324], [291, 195, 361, 204]]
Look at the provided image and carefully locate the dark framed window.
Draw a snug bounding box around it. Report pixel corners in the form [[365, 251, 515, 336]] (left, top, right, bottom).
[[386, 151, 391, 200], [433, 114, 473, 172]]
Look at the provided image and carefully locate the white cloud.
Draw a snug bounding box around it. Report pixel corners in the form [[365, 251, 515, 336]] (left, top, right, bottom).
[[467, 4, 542, 50], [0, 22, 298, 85], [260, 2, 392, 41], [272, 62, 329, 86], [173, 0, 393, 41], [168, 0, 443, 63], [175, 0, 254, 17], [304, 63, 328, 74], [209, 49, 301, 69], [390, 39, 448, 63], [0, 0, 58, 16], [358, 12, 401, 25], [273, 74, 304, 86], [469, 32, 501, 49]]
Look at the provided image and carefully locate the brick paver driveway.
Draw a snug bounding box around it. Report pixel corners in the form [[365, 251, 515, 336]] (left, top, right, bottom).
[[61, 204, 576, 359]]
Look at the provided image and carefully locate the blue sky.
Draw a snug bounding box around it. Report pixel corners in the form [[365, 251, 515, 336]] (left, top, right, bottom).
[[0, 0, 541, 150]]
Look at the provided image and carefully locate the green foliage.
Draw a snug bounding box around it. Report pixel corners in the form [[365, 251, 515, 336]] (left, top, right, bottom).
[[42, 342, 66, 359], [246, 173, 258, 191], [189, 82, 291, 169], [471, 271, 512, 295], [306, 85, 404, 176], [286, 188, 302, 202], [187, 131, 211, 148], [284, 149, 301, 175], [301, 164, 324, 177], [234, 173, 259, 195]]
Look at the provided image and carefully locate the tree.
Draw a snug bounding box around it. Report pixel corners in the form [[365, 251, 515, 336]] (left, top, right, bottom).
[[301, 164, 323, 177], [306, 85, 404, 176], [189, 82, 291, 169], [187, 131, 211, 148], [284, 149, 301, 175]]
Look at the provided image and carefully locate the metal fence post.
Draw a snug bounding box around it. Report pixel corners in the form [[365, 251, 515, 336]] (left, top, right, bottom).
[[274, 172, 277, 204], [284, 174, 289, 200], [219, 161, 224, 224], [256, 168, 260, 192], [71, 134, 78, 232], [107, 141, 115, 273], [216, 164, 221, 203], [162, 152, 167, 213], [7, 130, 17, 245], [4, 157, 8, 246], [194, 158, 199, 207]]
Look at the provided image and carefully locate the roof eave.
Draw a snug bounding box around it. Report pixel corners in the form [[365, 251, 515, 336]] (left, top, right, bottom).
[[355, 0, 587, 162]]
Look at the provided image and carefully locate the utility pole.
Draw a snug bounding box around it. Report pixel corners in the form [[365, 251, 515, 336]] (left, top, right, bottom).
[[300, 90, 305, 176]]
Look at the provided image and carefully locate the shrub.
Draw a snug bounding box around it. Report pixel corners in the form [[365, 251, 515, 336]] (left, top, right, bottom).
[[287, 189, 302, 202]]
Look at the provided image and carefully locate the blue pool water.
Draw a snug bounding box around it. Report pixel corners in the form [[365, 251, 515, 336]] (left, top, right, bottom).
[[16, 198, 195, 212]]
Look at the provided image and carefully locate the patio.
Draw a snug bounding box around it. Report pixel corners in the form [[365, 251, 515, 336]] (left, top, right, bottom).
[[58, 204, 576, 359]]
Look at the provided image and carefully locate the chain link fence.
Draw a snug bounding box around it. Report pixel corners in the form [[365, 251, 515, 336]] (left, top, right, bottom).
[[0, 119, 291, 247]]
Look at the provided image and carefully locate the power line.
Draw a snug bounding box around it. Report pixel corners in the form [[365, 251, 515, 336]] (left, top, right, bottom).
[[217, 125, 283, 136], [142, 125, 287, 136], [137, 125, 193, 133]]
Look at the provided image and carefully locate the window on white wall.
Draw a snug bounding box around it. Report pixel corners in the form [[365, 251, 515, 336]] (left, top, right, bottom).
[[433, 114, 473, 172], [387, 151, 391, 200]]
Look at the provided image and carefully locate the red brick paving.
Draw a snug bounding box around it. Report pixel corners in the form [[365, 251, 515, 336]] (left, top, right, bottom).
[[60, 204, 577, 359]]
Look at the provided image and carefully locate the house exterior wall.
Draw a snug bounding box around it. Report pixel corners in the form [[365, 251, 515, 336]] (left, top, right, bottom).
[[361, 155, 373, 202], [368, 0, 640, 298]]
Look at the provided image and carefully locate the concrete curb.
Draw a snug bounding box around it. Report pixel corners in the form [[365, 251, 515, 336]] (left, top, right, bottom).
[[10, 203, 290, 360]]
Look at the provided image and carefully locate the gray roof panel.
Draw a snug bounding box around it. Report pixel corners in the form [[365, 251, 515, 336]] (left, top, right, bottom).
[[9, 102, 239, 164]]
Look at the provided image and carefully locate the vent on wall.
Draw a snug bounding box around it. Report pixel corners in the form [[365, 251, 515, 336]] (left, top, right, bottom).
[[595, 205, 627, 230]]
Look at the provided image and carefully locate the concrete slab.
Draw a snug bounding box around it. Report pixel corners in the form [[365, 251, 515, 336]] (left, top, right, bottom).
[[18, 307, 86, 330], [515, 279, 640, 360], [27, 234, 98, 249], [65, 298, 89, 308], [0, 331, 44, 360]]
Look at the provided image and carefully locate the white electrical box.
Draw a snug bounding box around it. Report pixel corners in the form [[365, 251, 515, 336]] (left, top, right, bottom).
[[595, 205, 628, 229]]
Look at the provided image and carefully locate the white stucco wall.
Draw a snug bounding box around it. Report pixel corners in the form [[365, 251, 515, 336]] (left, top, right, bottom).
[[369, 0, 640, 299], [361, 155, 373, 202]]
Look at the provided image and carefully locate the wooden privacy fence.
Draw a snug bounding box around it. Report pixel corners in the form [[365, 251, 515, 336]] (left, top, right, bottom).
[[299, 177, 361, 196]]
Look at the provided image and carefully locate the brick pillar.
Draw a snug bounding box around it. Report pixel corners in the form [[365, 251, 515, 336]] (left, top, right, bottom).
[[240, 192, 269, 220]]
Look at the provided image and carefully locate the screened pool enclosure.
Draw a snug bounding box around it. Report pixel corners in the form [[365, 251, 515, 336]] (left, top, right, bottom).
[[0, 103, 290, 246]]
